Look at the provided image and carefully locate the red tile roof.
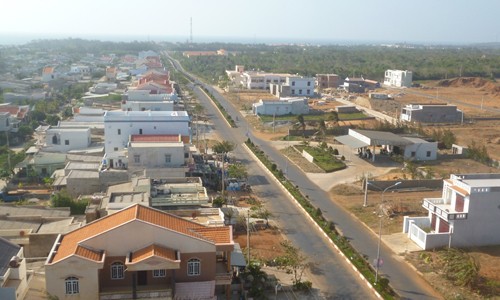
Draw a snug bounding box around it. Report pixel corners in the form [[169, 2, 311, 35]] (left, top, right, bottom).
[[50, 204, 232, 264], [131, 244, 177, 263], [131, 134, 181, 143]]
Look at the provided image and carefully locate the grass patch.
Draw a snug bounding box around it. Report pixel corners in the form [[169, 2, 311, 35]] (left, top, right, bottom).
[[295, 145, 346, 173]]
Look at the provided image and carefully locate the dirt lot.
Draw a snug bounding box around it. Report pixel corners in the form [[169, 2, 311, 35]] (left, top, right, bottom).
[[218, 81, 500, 298], [352, 78, 500, 161]]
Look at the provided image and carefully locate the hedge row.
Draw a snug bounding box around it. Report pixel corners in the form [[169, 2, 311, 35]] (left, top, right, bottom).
[[245, 138, 396, 299], [202, 87, 237, 128]]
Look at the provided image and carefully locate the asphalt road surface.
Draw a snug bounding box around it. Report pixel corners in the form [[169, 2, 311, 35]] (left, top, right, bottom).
[[166, 53, 441, 299]]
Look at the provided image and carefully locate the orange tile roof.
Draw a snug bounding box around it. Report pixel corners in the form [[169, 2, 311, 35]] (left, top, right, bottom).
[[50, 204, 232, 264], [43, 66, 54, 74], [191, 227, 232, 244], [74, 245, 103, 261], [131, 134, 182, 143], [131, 244, 177, 263]]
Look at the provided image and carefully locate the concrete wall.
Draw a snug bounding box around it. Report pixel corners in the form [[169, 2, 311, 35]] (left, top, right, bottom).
[[45, 257, 101, 300], [404, 142, 438, 161], [45, 128, 91, 153], [128, 144, 185, 168], [25, 234, 59, 258], [66, 174, 101, 197]]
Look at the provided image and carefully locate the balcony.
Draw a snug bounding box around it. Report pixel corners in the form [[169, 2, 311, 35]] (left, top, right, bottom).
[[403, 216, 451, 250], [100, 285, 172, 300], [423, 198, 468, 221]]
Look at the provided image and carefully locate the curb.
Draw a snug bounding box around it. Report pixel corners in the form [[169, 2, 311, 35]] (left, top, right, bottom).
[[242, 143, 383, 299]]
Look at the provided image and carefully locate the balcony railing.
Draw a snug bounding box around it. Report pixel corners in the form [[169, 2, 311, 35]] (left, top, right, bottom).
[[100, 287, 172, 300], [423, 198, 468, 221]]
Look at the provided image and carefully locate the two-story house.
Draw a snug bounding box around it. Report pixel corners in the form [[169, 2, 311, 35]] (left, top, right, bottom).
[[403, 173, 500, 249], [383, 69, 413, 88], [45, 204, 234, 300], [269, 76, 315, 97], [400, 104, 464, 124], [103, 111, 191, 169]]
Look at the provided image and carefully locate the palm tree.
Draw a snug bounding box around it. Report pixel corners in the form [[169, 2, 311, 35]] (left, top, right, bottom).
[[212, 140, 235, 154], [297, 114, 305, 136]]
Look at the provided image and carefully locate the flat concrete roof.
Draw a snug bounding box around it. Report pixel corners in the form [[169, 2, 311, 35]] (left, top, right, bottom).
[[335, 135, 369, 148]]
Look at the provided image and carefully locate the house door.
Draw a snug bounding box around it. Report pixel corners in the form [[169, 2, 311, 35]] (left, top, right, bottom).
[[455, 194, 464, 212], [431, 214, 437, 231], [109, 159, 114, 168], [439, 219, 450, 233], [137, 271, 147, 286]]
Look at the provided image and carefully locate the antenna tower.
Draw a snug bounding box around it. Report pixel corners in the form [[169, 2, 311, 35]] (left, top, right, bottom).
[[190, 17, 193, 44]]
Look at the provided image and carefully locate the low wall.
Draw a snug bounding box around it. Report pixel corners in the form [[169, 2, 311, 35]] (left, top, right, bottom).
[[302, 150, 314, 163]]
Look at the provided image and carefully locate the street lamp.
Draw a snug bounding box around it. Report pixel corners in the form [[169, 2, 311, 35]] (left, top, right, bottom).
[[375, 181, 401, 284]]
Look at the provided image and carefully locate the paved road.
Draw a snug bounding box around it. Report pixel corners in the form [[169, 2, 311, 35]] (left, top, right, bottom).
[[189, 83, 375, 299], [166, 53, 441, 299]]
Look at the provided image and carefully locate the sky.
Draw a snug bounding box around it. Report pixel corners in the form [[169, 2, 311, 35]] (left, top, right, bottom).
[[1, 0, 499, 45]]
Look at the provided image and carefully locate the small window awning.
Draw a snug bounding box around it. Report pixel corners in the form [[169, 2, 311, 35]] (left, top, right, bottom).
[[335, 135, 370, 149], [230, 243, 246, 267]]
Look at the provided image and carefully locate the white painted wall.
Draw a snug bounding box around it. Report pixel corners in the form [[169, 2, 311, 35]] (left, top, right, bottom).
[[128, 142, 186, 168], [403, 140, 437, 161], [82, 220, 216, 256], [383, 70, 412, 87], [45, 256, 101, 300], [44, 128, 91, 153], [103, 111, 190, 156], [253, 98, 309, 116]]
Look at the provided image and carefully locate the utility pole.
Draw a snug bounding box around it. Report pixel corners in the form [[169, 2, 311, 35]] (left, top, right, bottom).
[[247, 209, 250, 265]]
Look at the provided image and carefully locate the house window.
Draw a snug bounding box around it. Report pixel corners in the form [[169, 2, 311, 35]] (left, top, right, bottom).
[[118, 129, 121, 135], [114, 147, 118, 151], [291, 89, 295, 94], [426, 151, 431, 157], [292, 81, 295, 86], [307, 81, 311, 86], [187, 258, 200, 276], [153, 269, 166, 278], [165, 154, 171, 163], [307, 89, 310, 95], [65, 140, 69, 145], [111, 262, 125, 279], [65, 277, 79, 294], [411, 151, 416, 157], [139, 129, 143, 135], [134, 155, 140, 163], [299, 89, 302, 94]]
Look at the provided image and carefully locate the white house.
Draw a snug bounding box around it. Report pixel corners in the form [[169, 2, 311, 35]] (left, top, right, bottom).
[[269, 76, 315, 97], [0, 112, 13, 132], [242, 72, 290, 90], [404, 173, 500, 249], [69, 65, 91, 76], [42, 66, 58, 82], [383, 69, 413, 88], [400, 104, 463, 124], [103, 111, 191, 169], [402, 137, 438, 161], [127, 134, 190, 169], [335, 129, 437, 161], [252, 98, 309, 116], [122, 90, 176, 111], [43, 127, 92, 153]]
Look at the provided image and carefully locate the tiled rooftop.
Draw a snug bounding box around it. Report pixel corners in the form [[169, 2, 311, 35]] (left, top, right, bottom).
[[50, 204, 232, 264], [131, 244, 177, 263]]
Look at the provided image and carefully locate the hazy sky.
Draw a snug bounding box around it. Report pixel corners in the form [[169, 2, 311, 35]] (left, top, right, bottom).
[[1, 0, 499, 44]]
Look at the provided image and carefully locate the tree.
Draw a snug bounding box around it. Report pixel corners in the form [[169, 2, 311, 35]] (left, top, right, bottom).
[[227, 163, 248, 180], [274, 240, 308, 286], [297, 114, 305, 135], [442, 129, 456, 149], [212, 140, 235, 154], [46, 114, 61, 126], [318, 119, 327, 137]]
